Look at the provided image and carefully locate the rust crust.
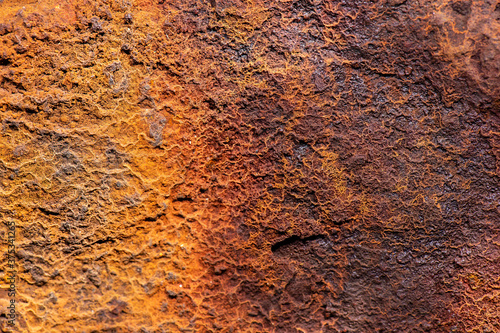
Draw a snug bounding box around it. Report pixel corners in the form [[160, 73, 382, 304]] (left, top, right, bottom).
[[0, 0, 498, 332]]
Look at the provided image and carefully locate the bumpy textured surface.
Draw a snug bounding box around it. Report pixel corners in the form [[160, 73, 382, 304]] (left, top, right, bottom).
[[0, 0, 499, 332]]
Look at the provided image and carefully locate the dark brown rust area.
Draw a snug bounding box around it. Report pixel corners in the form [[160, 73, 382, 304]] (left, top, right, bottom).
[[162, 0, 500, 331]]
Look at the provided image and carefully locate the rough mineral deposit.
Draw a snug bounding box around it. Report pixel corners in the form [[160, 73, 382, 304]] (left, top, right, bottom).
[[0, 0, 499, 332]]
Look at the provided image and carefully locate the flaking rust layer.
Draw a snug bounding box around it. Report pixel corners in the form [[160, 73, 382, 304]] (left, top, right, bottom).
[[0, 0, 499, 332]]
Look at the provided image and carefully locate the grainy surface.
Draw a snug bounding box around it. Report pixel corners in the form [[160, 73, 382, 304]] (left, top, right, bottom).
[[0, 0, 498, 332]]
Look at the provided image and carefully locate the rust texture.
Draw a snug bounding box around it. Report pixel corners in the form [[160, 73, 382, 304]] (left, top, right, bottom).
[[0, 0, 499, 332]]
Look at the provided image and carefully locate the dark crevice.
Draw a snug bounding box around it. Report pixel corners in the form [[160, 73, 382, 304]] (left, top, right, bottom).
[[271, 234, 326, 253], [38, 207, 60, 216], [92, 237, 116, 245]]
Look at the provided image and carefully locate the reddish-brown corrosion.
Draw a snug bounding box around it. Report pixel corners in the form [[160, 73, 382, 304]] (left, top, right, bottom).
[[0, 0, 499, 332]]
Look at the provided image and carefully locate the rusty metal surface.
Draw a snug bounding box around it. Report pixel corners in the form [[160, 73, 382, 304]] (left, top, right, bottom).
[[0, 0, 499, 332]]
